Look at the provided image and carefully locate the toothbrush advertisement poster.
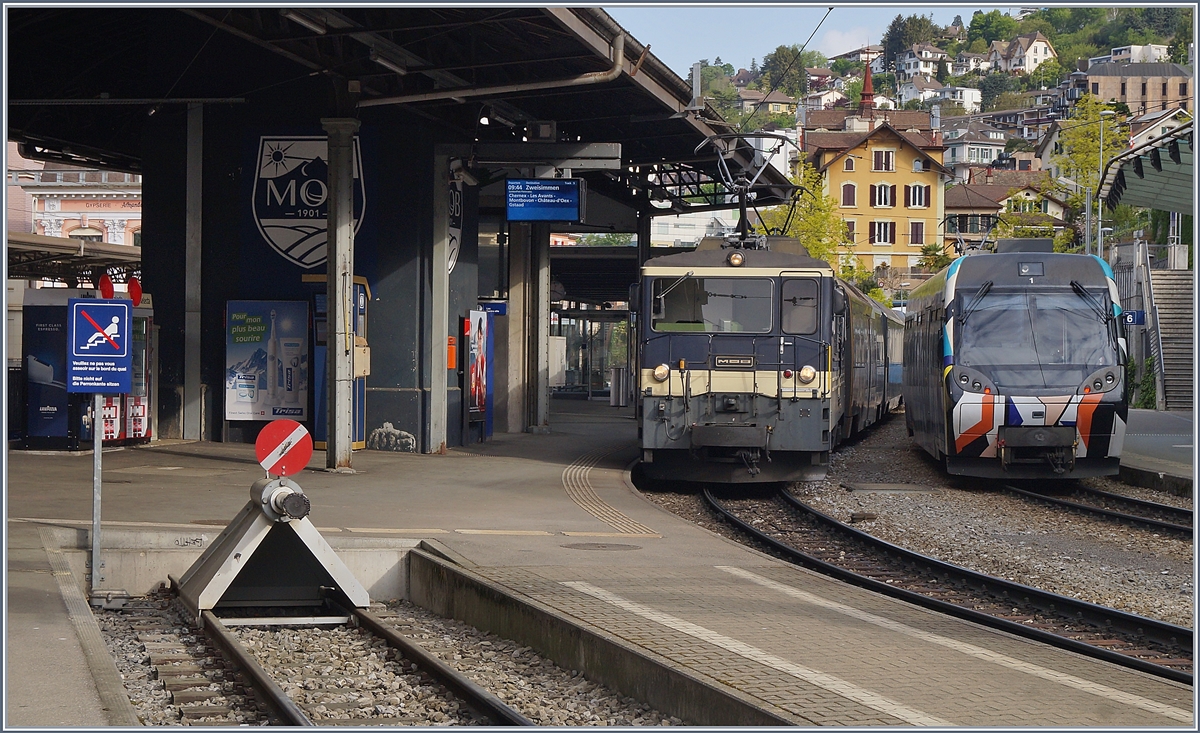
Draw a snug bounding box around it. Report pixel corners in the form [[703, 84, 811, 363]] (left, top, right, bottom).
[[226, 300, 309, 421]]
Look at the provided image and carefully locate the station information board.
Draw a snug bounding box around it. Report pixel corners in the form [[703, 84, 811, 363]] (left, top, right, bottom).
[[505, 178, 584, 222]]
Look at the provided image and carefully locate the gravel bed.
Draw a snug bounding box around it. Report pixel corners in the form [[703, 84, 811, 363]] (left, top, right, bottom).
[[94, 600, 262, 725], [95, 597, 678, 726], [379, 599, 681, 726], [638, 412, 1194, 629]]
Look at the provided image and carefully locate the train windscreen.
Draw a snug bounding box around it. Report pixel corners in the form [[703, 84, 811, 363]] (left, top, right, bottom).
[[651, 276, 773, 333], [955, 288, 1118, 390]]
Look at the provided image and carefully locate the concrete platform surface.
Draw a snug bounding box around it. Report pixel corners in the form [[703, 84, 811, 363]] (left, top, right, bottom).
[[5, 401, 1194, 726]]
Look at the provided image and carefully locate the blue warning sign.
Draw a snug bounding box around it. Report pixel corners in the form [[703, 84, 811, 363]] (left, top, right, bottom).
[[67, 298, 133, 393]]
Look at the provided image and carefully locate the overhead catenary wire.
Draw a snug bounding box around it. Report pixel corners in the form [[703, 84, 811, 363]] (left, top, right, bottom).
[[738, 6, 833, 134]]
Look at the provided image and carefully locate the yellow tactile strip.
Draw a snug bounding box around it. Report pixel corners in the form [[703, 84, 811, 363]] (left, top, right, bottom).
[[561, 446, 657, 535]]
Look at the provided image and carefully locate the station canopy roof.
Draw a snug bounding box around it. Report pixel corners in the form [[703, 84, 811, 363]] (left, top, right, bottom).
[[1099, 120, 1193, 214], [7, 7, 793, 213], [7, 232, 141, 282]]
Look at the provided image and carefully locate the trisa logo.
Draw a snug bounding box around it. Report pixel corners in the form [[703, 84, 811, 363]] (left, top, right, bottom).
[[272, 407, 304, 416], [252, 136, 366, 269]]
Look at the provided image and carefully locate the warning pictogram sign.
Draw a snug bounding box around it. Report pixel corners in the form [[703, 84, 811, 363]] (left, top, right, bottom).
[[67, 298, 133, 393], [255, 419, 314, 476]]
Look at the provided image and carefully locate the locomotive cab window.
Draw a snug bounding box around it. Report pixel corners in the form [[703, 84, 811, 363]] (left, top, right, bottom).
[[781, 279, 819, 334], [651, 276, 772, 333]]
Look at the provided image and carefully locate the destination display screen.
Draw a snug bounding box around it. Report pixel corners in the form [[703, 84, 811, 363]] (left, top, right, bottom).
[[506, 178, 584, 222]]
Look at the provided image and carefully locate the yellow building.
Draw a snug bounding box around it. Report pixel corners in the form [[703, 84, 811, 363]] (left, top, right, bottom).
[[802, 110, 950, 273]]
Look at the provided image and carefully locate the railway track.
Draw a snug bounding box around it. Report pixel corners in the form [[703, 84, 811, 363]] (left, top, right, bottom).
[[99, 590, 535, 725], [702, 488, 1193, 686], [1002, 483, 1193, 537]]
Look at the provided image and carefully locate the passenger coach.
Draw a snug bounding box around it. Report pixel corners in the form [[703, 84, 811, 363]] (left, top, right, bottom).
[[903, 239, 1128, 478]]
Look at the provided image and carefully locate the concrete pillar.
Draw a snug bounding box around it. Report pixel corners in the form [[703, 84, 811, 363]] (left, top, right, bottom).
[[321, 118, 360, 470], [527, 223, 551, 433], [183, 104, 203, 441], [502, 224, 530, 433], [428, 156, 450, 453]]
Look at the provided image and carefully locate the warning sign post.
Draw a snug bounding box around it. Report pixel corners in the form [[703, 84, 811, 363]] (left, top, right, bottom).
[[67, 298, 133, 393]]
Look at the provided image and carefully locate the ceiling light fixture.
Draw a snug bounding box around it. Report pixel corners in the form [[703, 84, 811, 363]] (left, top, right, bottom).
[[280, 9, 327, 35], [369, 49, 407, 76]]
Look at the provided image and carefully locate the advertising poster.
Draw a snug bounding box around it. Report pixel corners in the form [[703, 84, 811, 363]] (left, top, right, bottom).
[[23, 305, 69, 438], [468, 309, 488, 415], [226, 300, 309, 421]]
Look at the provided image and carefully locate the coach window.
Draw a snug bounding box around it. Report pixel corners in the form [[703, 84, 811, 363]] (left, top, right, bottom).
[[781, 279, 819, 334]]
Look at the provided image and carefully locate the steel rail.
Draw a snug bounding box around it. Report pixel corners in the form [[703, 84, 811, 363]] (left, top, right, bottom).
[[702, 489, 1192, 685], [349, 607, 537, 726], [199, 610, 315, 726], [1002, 483, 1193, 536]]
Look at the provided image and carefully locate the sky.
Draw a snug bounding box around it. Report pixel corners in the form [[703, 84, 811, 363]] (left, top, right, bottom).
[[603, 5, 1020, 77]]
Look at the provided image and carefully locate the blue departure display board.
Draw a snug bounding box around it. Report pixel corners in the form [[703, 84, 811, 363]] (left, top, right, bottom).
[[506, 179, 584, 222]]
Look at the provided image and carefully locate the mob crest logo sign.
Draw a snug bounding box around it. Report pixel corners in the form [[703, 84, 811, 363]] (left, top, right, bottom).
[[253, 136, 366, 269]]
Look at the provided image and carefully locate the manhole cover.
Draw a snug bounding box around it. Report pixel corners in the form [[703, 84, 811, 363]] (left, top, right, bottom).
[[842, 482, 940, 494], [561, 543, 642, 551]]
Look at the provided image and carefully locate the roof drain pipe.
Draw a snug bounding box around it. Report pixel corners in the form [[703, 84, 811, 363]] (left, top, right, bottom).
[[358, 34, 624, 108]]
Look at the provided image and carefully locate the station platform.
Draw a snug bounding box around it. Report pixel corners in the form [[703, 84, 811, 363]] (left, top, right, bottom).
[[6, 401, 1194, 727]]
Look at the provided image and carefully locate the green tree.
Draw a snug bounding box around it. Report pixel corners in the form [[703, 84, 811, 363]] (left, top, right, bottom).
[[935, 59, 949, 83], [830, 58, 862, 77], [916, 242, 953, 271], [844, 77, 863, 107], [979, 74, 1016, 110], [757, 154, 847, 265], [966, 38, 989, 54], [1168, 9, 1193, 63], [991, 90, 1028, 112], [760, 45, 827, 98], [1051, 94, 1128, 212], [968, 10, 1018, 45], [576, 232, 634, 247], [882, 13, 939, 71], [1024, 59, 1064, 91]]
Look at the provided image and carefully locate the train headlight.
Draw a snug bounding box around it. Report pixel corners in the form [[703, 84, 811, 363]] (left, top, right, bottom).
[[1079, 367, 1120, 395], [949, 366, 996, 395], [652, 364, 670, 382], [798, 365, 817, 384], [727, 251, 745, 267]]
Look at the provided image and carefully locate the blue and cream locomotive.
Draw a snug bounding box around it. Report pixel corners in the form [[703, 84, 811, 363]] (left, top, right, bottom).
[[635, 237, 902, 484]]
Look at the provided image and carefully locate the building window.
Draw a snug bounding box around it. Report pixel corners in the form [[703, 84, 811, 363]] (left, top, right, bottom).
[[845, 219, 856, 242], [872, 150, 895, 172], [843, 157, 855, 171], [68, 227, 104, 242], [841, 183, 856, 207], [870, 184, 896, 207], [905, 184, 930, 208], [1163, 82, 1168, 96], [869, 221, 895, 244], [909, 221, 924, 245], [1091, 82, 1099, 94], [1141, 82, 1147, 96], [1181, 82, 1188, 96], [133, 231, 142, 247], [1121, 83, 1126, 96]]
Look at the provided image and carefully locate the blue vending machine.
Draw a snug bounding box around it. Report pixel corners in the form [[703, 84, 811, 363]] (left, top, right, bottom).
[[307, 276, 369, 450]]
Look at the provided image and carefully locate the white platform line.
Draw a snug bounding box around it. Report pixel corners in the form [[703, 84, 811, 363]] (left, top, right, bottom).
[[561, 580, 948, 726], [718, 566, 1192, 724]]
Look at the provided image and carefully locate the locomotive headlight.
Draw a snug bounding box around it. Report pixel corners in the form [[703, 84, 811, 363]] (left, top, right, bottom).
[[959, 374, 970, 384], [727, 251, 745, 267], [652, 364, 670, 382], [798, 365, 817, 384]]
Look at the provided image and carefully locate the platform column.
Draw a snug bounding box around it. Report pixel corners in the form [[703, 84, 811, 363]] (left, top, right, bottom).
[[322, 118, 360, 469], [183, 103, 203, 441], [528, 222, 551, 433]]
